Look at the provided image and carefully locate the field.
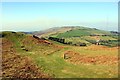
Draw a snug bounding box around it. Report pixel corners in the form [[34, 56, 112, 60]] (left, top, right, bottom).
[[25, 44, 118, 78], [56, 28, 112, 38], [1, 30, 119, 78], [43, 27, 119, 47]]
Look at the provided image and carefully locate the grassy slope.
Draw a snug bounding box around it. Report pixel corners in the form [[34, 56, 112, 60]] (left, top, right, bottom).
[[29, 27, 118, 77], [2, 31, 118, 78], [1, 32, 52, 78], [57, 28, 112, 38], [64, 37, 90, 44], [57, 29, 90, 38], [36, 27, 73, 38], [20, 38, 118, 78], [2, 31, 59, 78], [51, 27, 118, 47], [25, 43, 118, 78]]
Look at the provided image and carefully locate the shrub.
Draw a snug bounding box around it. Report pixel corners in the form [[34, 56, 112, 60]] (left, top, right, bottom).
[[79, 43, 86, 46]]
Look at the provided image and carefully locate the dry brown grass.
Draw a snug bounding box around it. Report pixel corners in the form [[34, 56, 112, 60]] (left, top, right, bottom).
[[2, 38, 51, 78], [64, 50, 118, 65]]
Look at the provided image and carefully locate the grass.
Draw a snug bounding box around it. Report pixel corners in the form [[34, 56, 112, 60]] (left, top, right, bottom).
[[87, 29, 112, 35], [20, 42, 118, 78], [57, 29, 90, 38], [56, 28, 112, 38], [23, 46, 118, 78], [48, 27, 118, 47], [100, 36, 117, 40], [69, 45, 118, 56], [64, 37, 90, 44]]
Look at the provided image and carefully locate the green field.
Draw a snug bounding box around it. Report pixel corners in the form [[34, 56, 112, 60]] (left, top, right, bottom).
[[24, 45, 118, 78], [56, 27, 112, 38]]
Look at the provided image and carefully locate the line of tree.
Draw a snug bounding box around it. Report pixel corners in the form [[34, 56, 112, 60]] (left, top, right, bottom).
[[49, 37, 87, 46], [108, 40, 120, 42], [90, 34, 111, 36], [48, 37, 65, 43], [110, 31, 120, 35], [33, 35, 47, 40], [33, 35, 40, 40]]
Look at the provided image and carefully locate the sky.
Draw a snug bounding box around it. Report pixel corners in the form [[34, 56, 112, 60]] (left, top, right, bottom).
[[1, 2, 118, 32]]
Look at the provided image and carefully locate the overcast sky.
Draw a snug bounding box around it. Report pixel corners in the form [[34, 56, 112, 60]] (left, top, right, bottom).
[[2, 2, 118, 31]]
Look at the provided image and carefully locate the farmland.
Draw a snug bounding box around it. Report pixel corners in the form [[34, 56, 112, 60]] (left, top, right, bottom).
[[46, 27, 119, 47]]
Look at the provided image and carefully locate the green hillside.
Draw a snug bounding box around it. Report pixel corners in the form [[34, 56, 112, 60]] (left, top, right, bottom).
[[44, 27, 118, 47], [1, 31, 60, 78], [56, 27, 112, 38]]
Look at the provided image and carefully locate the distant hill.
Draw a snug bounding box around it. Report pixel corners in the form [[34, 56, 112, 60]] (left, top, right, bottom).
[[33, 26, 117, 38], [32, 26, 79, 38], [32, 26, 119, 47]]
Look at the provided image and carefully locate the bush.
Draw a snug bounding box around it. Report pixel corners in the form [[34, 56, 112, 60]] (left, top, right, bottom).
[[48, 37, 65, 43], [67, 42, 72, 45], [79, 43, 86, 46]]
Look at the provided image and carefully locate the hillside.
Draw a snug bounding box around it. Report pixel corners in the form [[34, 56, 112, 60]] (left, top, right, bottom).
[[33, 26, 114, 37], [56, 28, 112, 38], [1, 31, 61, 78], [1, 30, 118, 78], [34, 26, 119, 47], [33, 27, 74, 38]]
